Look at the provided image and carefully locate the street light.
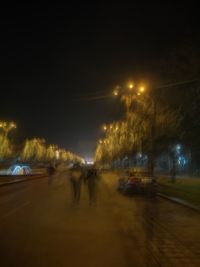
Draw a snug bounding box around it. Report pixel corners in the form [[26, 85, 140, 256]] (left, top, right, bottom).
[[113, 81, 146, 114], [103, 123, 117, 132], [113, 90, 119, 96], [103, 125, 107, 131], [128, 82, 134, 90], [56, 150, 60, 160], [113, 81, 146, 98], [0, 121, 17, 137], [113, 81, 157, 176], [139, 86, 145, 93]]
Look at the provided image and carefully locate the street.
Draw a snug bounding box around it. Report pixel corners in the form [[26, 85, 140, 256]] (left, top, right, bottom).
[[0, 171, 200, 267]]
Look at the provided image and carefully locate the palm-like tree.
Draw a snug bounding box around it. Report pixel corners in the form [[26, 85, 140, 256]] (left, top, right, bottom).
[[21, 138, 46, 162], [0, 135, 13, 160], [0, 121, 16, 137], [46, 145, 58, 161], [95, 96, 179, 168]]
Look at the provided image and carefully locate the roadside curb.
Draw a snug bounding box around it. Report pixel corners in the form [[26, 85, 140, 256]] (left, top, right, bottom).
[[157, 192, 200, 213], [0, 174, 47, 187]]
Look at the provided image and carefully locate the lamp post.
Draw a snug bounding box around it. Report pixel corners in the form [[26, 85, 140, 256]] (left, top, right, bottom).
[[113, 81, 157, 176], [102, 123, 118, 133], [113, 82, 146, 114], [0, 121, 17, 137]]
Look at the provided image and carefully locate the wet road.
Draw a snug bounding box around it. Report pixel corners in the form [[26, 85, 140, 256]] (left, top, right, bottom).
[[0, 171, 200, 267]]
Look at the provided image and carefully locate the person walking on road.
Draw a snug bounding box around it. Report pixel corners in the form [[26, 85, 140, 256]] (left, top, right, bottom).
[[47, 164, 56, 185], [85, 165, 99, 206], [69, 163, 83, 204]]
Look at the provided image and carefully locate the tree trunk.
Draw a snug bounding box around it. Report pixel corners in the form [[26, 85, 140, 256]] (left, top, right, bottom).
[[149, 100, 156, 177], [171, 154, 176, 183]]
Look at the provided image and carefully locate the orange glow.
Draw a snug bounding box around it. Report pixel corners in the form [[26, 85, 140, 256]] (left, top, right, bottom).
[[128, 82, 134, 89], [103, 125, 107, 131], [139, 86, 145, 93], [113, 90, 119, 96]]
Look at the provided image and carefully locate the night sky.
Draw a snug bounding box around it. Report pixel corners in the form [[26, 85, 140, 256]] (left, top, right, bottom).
[[0, 2, 198, 158]]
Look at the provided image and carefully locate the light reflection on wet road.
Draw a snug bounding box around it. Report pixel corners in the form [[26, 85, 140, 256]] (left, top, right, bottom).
[[0, 171, 200, 267]]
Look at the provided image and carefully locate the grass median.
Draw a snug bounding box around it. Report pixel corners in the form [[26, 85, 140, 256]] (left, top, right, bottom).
[[157, 176, 200, 208]]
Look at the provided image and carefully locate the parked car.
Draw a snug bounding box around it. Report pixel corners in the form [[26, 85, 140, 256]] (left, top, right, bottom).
[[117, 170, 156, 196]]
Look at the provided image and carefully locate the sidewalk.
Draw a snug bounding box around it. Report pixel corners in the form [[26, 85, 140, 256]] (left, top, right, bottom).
[[157, 192, 200, 213]]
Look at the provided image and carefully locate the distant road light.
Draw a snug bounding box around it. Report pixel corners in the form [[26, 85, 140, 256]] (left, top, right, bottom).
[[139, 86, 145, 93], [56, 150, 60, 159], [0, 121, 17, 137], [113, 90, 119, 96], [103, 125, 107, 131], [128, 83, 134, 89]]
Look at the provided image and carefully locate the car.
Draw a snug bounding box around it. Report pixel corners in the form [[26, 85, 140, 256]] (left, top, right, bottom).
[[117, 170, 156, 196]]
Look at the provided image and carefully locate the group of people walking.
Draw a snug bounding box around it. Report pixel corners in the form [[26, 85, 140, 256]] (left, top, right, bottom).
[[46, 162, 100, 206], [69, 163, 99, 206]]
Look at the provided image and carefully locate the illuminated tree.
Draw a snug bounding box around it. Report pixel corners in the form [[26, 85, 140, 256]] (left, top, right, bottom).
[[0, 121, 16, 137], [21, 138, 46, 161], [0, 135, 13, 160], [46, 145, 58, 161], [95, 94, 179, 171]]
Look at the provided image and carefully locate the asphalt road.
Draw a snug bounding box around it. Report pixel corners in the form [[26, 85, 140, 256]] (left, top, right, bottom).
[[0, 171, 200, 267]]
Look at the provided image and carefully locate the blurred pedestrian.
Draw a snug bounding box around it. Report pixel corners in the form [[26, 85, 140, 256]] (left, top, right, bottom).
[[47, 164, 56, 185], [69, 163, 83, 204], [86, 165, 99, 206]]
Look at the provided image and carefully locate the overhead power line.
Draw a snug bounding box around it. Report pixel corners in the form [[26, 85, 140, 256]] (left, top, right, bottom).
[[73, 94, 111, 101], [156, 79, 198, 89], [72, 79, 199, 102]]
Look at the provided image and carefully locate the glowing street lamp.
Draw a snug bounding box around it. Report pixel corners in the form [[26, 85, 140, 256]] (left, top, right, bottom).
[[128, 82, 134, 90], [0, 121, 17, 137], [139, 86, 145, 93], [113, 81, 146, 113], [113, 90, 119, 96], [56, 150, 60, 160], [103, 123, 115, 132], [103, 125, 107, 131], [112, 80, 156, 176]]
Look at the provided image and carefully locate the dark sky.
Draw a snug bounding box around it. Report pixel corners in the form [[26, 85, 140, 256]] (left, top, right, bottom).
[[0, 2, 199, 158]]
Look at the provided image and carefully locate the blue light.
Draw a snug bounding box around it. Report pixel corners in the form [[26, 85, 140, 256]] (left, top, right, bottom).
[[136, 153, 142, 159], [12, 166, 23, 175], [178, 156, 187, 166], [8, 164, 31, 175], [176, 144, 181, 154]]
